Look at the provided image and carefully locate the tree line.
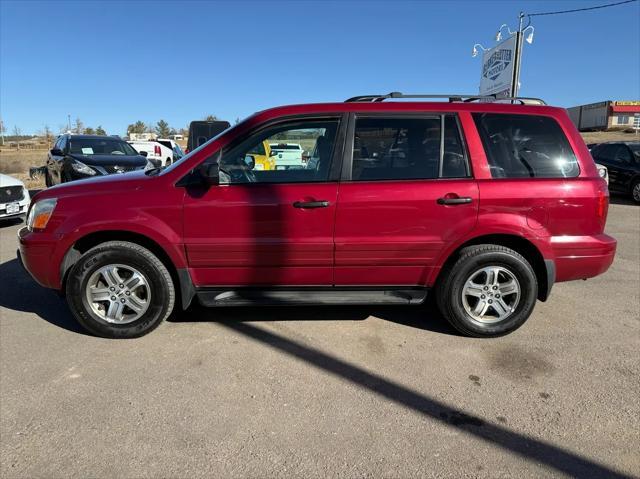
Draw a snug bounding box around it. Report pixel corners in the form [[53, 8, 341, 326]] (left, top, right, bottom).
[[1, 114, 235, 144], [126, 115, 225, 138]]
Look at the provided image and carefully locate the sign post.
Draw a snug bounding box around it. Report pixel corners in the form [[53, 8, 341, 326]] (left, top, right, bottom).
[[476, 11, 532, 98]]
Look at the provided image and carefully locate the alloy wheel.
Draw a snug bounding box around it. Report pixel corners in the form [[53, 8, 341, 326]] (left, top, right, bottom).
[[85, 264, 151, 324], [461, 266, 521, 324]]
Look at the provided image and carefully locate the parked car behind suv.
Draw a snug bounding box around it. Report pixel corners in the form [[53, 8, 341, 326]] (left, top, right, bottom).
[[589, 141, 640, 203], [0, 173, 30, 220], [45, 134, 149, 186], [19, 93, 616, 339], [128, 139, 174, 167]]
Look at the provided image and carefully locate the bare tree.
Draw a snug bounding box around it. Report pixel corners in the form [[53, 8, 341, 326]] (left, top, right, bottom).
[[74, 117, 84, 134], [204, 114, 218, 121], [12, 125, 21, 137]]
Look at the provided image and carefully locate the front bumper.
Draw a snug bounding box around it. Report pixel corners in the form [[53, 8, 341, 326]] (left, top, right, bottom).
[[0, 195, 30, 219], [17, 226, 61, 289]]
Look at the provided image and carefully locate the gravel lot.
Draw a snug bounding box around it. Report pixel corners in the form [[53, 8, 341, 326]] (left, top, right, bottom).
[[1, 197, 638, 478]]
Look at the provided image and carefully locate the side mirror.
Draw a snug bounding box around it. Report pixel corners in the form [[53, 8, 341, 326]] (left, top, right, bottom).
[[50, 148, 63, 156], [269, 150, 278, 157], [139, 151, 148, 157], [244, 155, 256, 170], [199, 162, 219, 186]]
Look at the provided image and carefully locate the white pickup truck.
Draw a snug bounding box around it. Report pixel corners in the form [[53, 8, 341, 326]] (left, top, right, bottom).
[[269, 143, 304, 169], [128, 140, 174, 167]]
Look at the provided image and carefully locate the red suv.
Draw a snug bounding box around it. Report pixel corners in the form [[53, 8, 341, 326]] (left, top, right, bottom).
[[18, 93, 617, 339]]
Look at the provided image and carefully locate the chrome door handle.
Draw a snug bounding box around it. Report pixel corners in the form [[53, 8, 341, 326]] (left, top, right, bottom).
[[437, 197, 472, 205], [292, 200, 330, 209]]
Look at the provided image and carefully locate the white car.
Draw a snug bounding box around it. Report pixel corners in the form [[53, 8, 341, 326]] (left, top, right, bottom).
[[156, 138, 185, 162], [0, 173, 31, 220], [128, 140, 174, 167], [269, 143, 304, 169]]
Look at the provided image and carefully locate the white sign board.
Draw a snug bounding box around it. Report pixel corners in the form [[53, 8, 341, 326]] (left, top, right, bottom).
[[479, 36, 517, 97]]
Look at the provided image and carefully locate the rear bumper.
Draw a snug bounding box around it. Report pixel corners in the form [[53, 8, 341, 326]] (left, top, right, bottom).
[[550, 234, 617, 282]]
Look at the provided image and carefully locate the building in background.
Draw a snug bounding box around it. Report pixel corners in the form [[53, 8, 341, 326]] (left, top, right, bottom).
[[127, 132, 157, 141], [568, 101, 640, 131]]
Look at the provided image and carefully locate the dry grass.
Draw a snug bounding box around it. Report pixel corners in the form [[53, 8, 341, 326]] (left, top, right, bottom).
[[580, 130, 639, 144], [0, 148, 47, 189]]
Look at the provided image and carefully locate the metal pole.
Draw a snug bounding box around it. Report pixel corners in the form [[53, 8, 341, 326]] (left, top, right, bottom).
[[67, 115, 71, 132], [510, 12, 525, 97]]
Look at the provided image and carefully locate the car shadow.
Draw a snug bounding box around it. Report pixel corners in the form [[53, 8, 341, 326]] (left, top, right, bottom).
[[0, 254, 458, 337], [609, 193, 637, 206], [169, 297, 460, 336], [0, 258, 89, 335], [0, 217, 24, 228]]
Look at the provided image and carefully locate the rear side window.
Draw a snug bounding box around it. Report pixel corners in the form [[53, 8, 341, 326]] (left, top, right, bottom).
[[351, 115, 469, 181], [473, 113, 579, 178]]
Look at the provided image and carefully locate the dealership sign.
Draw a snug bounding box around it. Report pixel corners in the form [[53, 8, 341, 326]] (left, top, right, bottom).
[[479, 36, 517, 97]]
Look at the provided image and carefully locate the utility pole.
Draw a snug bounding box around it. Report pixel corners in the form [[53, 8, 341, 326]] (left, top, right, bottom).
[[67, 114, 71, 132], [511, 12, 526, 97]]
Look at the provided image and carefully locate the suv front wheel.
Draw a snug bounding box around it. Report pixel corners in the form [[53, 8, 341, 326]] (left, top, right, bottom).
[[436, 244, 538, 337], [66, 241, 175, 338]]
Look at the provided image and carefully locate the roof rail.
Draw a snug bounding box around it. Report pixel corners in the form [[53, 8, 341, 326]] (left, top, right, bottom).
[[344, 92, 546, 105]]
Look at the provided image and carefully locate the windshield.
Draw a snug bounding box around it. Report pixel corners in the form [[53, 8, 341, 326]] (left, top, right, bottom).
[[173, 144, 184, 157], [70, 138, 139, 156], [160, 117, 250, 175]]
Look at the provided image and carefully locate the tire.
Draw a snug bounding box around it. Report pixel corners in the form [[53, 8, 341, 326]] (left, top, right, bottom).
[[166, 158, 172, 166], [631, 179, 640, 204], [66, 241, 175, 338], [436, 244, 538, 338]]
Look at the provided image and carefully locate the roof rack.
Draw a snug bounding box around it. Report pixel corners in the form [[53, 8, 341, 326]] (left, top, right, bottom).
[[345, 92, 546, 105]]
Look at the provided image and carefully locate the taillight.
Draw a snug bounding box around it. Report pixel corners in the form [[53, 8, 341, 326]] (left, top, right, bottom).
[[154, 145, 161, 156], [597, 187, 609, 229]]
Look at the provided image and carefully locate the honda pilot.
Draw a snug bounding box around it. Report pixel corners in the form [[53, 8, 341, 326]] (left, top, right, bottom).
[[19, 93, 617, 338]]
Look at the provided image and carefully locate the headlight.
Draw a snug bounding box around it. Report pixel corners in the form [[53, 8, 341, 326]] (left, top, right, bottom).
[[598, 167, 607, 178], [27, 198, 57, 231], [71, 160, 96, 176]]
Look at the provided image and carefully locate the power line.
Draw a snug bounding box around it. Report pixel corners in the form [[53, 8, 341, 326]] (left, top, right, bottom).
[[528, 0, 638, 17]]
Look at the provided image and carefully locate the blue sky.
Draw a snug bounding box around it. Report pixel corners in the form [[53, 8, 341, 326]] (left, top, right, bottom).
[[1, 0, 639, 135]]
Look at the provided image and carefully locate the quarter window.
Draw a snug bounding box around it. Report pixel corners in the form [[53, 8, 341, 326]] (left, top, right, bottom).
[[351, 116, 469, 181], [473, 113, 579, 178]]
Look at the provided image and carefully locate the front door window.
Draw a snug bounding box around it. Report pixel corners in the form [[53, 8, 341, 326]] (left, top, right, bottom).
[[219, 119, 340, 184]]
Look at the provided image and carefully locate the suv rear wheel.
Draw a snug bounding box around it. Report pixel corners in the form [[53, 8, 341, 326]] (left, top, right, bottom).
[[436, 244, 537, 337], [66, 241, 175, 338]]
